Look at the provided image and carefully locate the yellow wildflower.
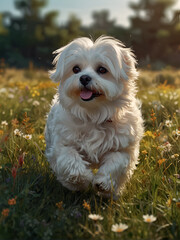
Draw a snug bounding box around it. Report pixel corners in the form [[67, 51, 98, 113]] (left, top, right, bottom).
[[56, 201, 63, 210], [1, 208, 10, 217], [150, 109, 156, 122], [0, 130, 4, 135], [38, 135, 44, 140], [166, 198, 172, 207], [92, 168, 98, 175], [176, 202, 180, 209], [31, 88, 40, 97], [144, 131, 155, 139], [142, 150, 148, 155], [8, 197, 17, 205], [158, 158, 166, 166], [83, 200, 91, 212]]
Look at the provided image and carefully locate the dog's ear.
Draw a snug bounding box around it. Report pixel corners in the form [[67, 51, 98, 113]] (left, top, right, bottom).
[[120, 47, 138, 81], [49, 45, 67, 83]]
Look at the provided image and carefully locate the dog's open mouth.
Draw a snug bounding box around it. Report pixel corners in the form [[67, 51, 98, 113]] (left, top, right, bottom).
[[80, 88, 102, 101]]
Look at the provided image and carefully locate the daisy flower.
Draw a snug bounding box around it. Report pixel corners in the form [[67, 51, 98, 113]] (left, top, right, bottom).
[[165, 120, 172, 127], [23, 134, 32, 140], [0, 88, 7, 94], [1, 121, 8, 126], [88, 214, 103, 221], [111, 223, 128, 233], [159, 142, 172, 153], [171, 154, 179, 159], [8, 93, 15, 99], [143, 214, 157, 223], [33, 100, 40, 106], [172, 129, 180, 137], [14, 129, 23, 137]]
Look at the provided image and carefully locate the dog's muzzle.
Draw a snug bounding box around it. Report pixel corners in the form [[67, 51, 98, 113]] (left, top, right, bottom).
[[79, 75, 102, 101], [80, 75, 91, 87]]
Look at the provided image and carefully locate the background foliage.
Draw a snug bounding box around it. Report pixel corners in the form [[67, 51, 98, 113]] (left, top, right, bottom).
[[0, 0, 180, 68]]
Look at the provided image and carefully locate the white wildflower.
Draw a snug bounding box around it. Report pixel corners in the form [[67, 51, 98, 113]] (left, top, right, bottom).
[[171, 154, 179, 159], [165, 120, 172, 127], [111, 223, 128, 233], [14, 129, 23, 137], [23, 134, 32, 140], [159, 142, 172, 154], [172, 129, 180, 139], [1, 121, 8, 126], [143, 214, 157, 223], [33, 100, 40, 106], [176, 109, 180, 115], [7, 94, 15, 99], [27, 98, 33, 103], [88, 214, 103, 221], [0, 88, 7, 94]]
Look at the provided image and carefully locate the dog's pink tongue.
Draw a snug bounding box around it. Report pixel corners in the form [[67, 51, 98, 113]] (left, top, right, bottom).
[[80, 89, 93, 100]]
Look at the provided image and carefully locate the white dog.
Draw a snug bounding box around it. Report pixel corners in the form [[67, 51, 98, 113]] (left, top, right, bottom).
[[45, 36, 144, 198]]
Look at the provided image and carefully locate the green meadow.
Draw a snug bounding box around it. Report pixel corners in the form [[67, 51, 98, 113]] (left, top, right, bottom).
[[0, 68, 180, 240]]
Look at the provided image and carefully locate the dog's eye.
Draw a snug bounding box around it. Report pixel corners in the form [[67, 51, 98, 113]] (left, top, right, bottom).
[[97, 67, 108, 74], [73, 66, 81, 74]]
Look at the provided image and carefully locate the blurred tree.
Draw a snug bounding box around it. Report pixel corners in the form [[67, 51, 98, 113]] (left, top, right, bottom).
[[1, 0, 66, 67], [65, 14, 82, 40], [0, 13, 10, 62], [92, 10, 115, 31], [89, 10, 131, 47], [90, 10, 116, 38], [0, 0, 179, 68], [129, 0, 178, 67], [15, 0, 46, 17], [167, 10, 180, 66], [0, 14, 8, 35]]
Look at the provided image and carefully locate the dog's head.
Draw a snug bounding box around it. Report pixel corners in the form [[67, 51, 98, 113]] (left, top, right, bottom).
[[50, 36, 138, 123]]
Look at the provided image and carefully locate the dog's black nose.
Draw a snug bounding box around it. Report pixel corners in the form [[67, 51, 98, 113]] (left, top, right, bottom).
[[80, 75, 91, 86]]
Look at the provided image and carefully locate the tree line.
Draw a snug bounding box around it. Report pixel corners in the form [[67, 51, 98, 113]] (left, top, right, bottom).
[[0, 0, 180, 69]]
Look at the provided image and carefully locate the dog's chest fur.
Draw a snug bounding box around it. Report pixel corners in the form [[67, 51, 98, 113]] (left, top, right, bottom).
[[47, 102, 135, 165], [68, 121, 117, 164]]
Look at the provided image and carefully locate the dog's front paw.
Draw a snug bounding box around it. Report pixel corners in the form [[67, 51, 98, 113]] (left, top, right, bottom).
[[93, 173, 114, 193], [54, 149, 93, 191], [93, 173, 119, 199], [58, 167, 93, 191]]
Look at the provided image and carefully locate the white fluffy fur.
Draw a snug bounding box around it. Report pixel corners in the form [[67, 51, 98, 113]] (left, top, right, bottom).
[[45, 36, 144, 198]]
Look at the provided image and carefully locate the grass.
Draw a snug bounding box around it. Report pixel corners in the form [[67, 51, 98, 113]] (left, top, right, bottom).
[[0, 68, 180, 240]]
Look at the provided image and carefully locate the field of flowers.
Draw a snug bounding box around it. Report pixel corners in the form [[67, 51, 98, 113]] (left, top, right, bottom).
[[0, 68, 180, 240]]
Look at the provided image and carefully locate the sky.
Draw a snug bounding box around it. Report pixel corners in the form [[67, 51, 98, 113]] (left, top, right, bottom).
[[0, 0, 180, 27]]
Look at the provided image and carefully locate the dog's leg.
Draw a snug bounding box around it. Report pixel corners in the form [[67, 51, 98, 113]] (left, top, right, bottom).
[[93, 152, 130, 197], [50, 146, 93, 191]]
